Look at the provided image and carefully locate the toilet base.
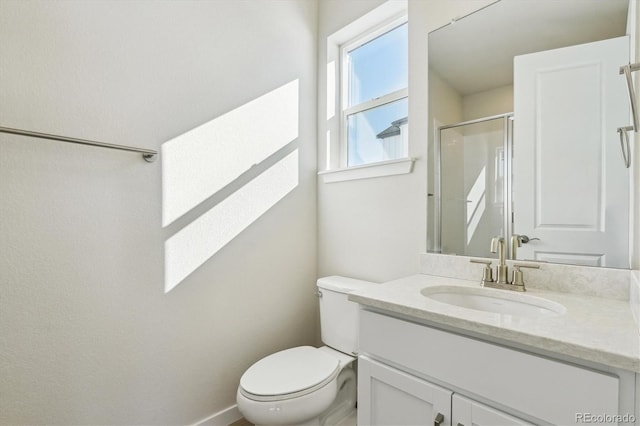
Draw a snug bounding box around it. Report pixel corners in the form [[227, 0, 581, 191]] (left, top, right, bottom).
[[253, 366, 357, 426], [318, 367, 356, 426]]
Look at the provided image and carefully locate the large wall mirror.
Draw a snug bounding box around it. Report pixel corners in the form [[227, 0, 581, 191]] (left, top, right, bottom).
[[427, 0, 632, 269]]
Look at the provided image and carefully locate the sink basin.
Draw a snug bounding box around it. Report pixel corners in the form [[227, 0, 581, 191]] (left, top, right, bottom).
[[420, 285, 566, 318]]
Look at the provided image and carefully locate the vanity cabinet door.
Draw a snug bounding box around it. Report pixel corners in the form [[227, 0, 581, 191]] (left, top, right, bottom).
[[452, 394, 534, 426], [358, 356, 452, 426]]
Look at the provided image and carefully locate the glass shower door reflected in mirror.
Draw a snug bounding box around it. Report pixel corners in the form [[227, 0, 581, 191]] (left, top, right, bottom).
[[436, 114, 512, 258]]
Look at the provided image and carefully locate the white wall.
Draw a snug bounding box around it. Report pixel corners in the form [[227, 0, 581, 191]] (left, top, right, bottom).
[[462, 84, 513, 121], [0, 1, 318, 424]]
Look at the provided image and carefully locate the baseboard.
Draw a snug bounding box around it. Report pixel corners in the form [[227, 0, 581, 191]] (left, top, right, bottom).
[[192, 404, 242, 426]]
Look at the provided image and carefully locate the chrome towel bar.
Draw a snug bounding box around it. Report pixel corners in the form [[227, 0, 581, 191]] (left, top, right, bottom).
[[0, 126, 158, 162], [618, 63, 640, 168], [618, 125, 633, 168], [620, 63, 640, 132]]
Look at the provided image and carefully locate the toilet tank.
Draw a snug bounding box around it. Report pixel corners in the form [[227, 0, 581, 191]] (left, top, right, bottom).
[[317, 276, 376, 356]]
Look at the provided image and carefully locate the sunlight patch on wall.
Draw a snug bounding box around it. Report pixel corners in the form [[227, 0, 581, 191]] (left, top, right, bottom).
[[164, 150, 299, 293], [161, 80, 299, 227], [466, 166, 486, 244]]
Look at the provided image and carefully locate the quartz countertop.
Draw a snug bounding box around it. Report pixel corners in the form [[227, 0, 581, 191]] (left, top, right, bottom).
[[349, 274, 640, 373]]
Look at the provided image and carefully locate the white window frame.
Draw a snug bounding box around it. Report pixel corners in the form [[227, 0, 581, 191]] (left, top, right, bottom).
[[339, 15, 409, 168]]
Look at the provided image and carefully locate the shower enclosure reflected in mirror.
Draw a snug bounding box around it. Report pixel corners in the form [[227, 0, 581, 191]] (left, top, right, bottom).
[[427, 0, 632, 268], [435, 114, 512, 259]]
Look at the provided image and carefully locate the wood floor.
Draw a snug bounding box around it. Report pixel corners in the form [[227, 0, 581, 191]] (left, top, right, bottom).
[[229, 418, 253, 426]]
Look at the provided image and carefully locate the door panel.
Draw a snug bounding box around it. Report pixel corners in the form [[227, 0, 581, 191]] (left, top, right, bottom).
[[513, 36, 630, 267], [358, 356, 452, 426], [452, 394, 534, 426]]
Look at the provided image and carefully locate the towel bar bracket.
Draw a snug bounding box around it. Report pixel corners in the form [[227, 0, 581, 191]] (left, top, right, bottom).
[[143, 153, 157, 163], [620, 63, 640, 74]]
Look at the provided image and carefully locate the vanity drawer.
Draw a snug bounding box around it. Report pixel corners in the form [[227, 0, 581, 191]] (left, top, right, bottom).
[[359, 309, 619, 425]]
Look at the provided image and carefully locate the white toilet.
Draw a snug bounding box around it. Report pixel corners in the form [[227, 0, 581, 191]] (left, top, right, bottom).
[[236, 276, 375, 426]]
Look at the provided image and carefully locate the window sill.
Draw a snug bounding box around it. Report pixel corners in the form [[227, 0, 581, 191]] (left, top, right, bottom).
[[318, 157, 415, 183]]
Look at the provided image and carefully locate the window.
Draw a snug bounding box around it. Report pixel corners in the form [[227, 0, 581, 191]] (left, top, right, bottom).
[[341, 19, 408, 167]]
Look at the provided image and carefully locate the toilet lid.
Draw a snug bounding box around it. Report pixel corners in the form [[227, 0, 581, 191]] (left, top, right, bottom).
[[240, 346, 340, 399]]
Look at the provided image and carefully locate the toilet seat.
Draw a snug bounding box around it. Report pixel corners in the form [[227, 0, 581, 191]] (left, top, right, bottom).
[[239, 346, 340, 402]]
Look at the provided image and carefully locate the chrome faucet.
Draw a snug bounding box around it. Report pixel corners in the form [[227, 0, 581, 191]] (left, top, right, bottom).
[[509, 234, 541, 260], [490, 237, 509, 284], [469, 236, 541, 292], [509, 234, 522, 260]]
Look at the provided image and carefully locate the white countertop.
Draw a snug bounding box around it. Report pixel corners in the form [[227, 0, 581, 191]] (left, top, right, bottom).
[[349, 274, 640, 373]]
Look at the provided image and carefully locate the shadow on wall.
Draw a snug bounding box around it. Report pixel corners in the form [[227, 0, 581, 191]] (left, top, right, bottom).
[[161, 80, 300, 293]]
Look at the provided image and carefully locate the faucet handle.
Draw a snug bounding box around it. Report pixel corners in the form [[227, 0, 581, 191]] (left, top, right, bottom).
[[470, 259, 492, 264], [513, 263, 540, 269], [511, 263, 540, 288], [470, 259, 494, 286]]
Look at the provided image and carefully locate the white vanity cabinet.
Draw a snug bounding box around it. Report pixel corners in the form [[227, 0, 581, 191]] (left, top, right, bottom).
[[357, 309, 624, 426], [358, 356, 534, 426]]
